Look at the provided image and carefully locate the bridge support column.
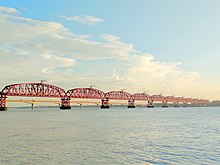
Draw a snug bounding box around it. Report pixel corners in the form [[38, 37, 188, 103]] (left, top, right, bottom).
[[128, 100, 135, 108], [101, 98, 109, 109], [147, 99, 154, 108], [31, 103, 34, 109], [0, 94, 7, 111], [190, 103, 195, 107], [162, 101, 168, 108], [60, 97, 71, 110], [173, 101, 179, 107], [183, 102, 187, 107]]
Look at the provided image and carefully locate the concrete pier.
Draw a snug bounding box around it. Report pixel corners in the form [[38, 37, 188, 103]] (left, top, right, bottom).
[[101, 99, 110, 109]]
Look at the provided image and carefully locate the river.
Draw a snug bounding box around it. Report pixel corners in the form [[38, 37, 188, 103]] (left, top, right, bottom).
[[0, 107, 219, 164]]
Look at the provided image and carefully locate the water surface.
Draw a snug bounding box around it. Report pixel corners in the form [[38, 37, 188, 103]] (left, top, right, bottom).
[[0, 107, 219, 164]]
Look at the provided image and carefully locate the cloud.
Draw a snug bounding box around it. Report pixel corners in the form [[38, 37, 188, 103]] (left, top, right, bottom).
[[112, 70, 121, 80], [41, 53, 75, 68], [125, 55, 201, 94], [0, 6, 215, 99], [60, 15, 104, 25], [0, 6, 19, 14], [42, 68, 50, 74], [102, 33, 120, 42], [127, 55, 184, 82], [94, 54, 201, 96]]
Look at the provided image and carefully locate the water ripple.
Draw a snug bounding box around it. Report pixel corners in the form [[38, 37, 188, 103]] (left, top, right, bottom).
[[0, 107, 220, 164]]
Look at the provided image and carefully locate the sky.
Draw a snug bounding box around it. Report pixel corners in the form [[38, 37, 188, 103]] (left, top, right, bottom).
[[0, 0, 220, 100]]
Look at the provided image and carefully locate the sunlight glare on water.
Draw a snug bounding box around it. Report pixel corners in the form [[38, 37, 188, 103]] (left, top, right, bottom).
[[0, 107, 219, 164]]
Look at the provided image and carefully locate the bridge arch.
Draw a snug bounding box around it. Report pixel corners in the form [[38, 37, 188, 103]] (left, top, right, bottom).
[[1, 82, 66, 98], [132, 93, 151, 101], [151, 94, 164, 102], [164, 96, 175, 102], [105, 91, 133, 100], [175, 97, 184, 103], [185, 98, 192, 103], [66, 88, 105, 99]]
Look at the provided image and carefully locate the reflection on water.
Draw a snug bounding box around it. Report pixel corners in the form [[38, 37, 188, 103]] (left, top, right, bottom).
[[0, 107, 219, 164]]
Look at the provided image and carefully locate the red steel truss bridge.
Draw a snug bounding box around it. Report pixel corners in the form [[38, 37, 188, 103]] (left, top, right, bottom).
[[0, 82, 209, 111]]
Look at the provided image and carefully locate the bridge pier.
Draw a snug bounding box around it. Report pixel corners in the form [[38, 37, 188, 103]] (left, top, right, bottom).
[[147, 99, 154, 108], [60, 97, 71, 110], [183, 102, 187, 107], [128, 100, 135, 108], [173, 101, 179, 107], [101, 98, 110, 109], [162, 101, 168, 108], [0, 93, 7, 111], [31, 103, 34, 109]]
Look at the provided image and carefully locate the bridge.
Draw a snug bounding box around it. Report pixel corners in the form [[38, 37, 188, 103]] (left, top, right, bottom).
[[0, 82, 209, 111]]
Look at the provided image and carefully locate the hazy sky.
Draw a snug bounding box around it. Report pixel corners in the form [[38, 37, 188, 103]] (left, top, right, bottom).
[[0, 0, 220, 100]]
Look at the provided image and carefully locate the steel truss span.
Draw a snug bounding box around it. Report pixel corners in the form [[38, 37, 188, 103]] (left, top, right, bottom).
[[66, 88, 105, 99], [0, 82, 209, 110], [106, 91, 133, 100], [132, 93, 151, 101], [1, 83, 66, 98]]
